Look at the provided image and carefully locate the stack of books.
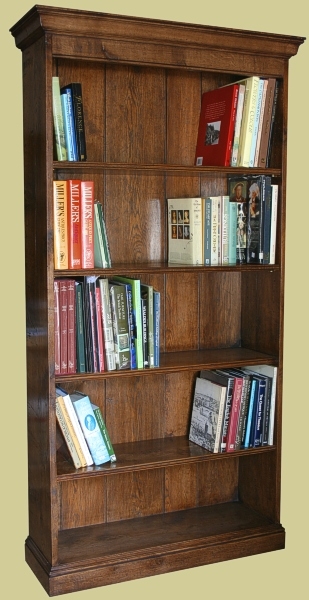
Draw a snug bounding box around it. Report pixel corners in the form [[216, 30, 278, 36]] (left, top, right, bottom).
[[53, 179, 111, 270], [56, 386, 116, 469], [189, 365, 277, 454], [195, 76, 278, 168], [52, 77, 87, 161], [54, 276, 160, 375], [167, 183, 278, 267]]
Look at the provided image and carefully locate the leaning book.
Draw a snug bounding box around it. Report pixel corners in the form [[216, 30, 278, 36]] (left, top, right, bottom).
[[189, 376, 227, 453]]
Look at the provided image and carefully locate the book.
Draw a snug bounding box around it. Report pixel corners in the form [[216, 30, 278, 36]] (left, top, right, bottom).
[[247, 174, 272, 264], [75, 281, 86, 373], [67, 279, 76, 374], [53, 180, 68, 269], [56, 396, 83, 469], [60, 87, 78, 161], [269, 184, 279, 264], [56, 386, 93, 466], [80, 180, 94, 269], [244, 364, 277, 445], [141, 283, 154, 368], [141, 295, 148, 367], [95, 285, 105, 372], [218, 370, 243, 452], [111, 276, 143, 369], [153, 289, 160, 367], [59, 279, 68, 374], [227, 368, 251, 450], [249, 79, 265, 167], [210, 196, 220, 266], [228, 200, 237, 265], [254, 79, 268, 166], [54, 279, 61, 376], [249, 375, 266, 447], [52, 76, 67, 161], [62, 82, 87, 160], [111, 279, 137, 369], [257, 78, 276, 167], [109, 282, 131, 370], [266, 80, 279, 167], [98, 203, 112, 268], [237, 76, 260, 167], [230, 83, 245, 167], [243, 378, 258, 448], [262, 176, 273, 264], [228, 177, 248, 264], [70, 391, 110, 465], [67, 180, 81, 269], [91, 404, 116, 462], [221, 196, 230, 265], [204, 197, 211, 265], [83, 275, 98, 372], [189, 376, 227, 453], [167, 197, 204, 265], [98, 278, 117, 371], [94, 201, 108, 269], [195, 83, 239, 167], [200, 370, 231, 451]]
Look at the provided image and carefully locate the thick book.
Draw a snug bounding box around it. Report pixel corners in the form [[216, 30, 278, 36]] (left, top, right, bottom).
[[53, 180, 68, 269], [111, 279, 137, 369], [249, 376, 266, 447], [83, 275, 99, 372], [227, 368, 251, 450], [112, 276, 143, 369], [228, 177, 248, 264], [141, 296, 148, 368], [200, 370, 230, 452], [54, 279, 61, 376], [70, 391, 110, 465], [80, 180, 94, 269], [62, 82, 87, 161], [237, 76, 260, 167], [246, 174, 272, 264], [56, 386, 93, 466], [94, 202, 108, 269], [91, 404, 116, 462], [56, 396, 83, 469], [266, 80, 279, 167], [167, 197, 204, 265], [52, 76, 67, 161], [109, 282, 131, 370], [195, 83, 239, 167], [257, 78, 276, 167], [67, 180, 81, 269], [98, 278, 117, 371], [189, 376, 227, 453], [60, 87, 78, 161], [261, 175, 273, 264]]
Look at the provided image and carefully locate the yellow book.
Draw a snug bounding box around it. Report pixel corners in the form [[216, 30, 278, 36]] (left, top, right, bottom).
[[55, 398, 82, 469], [56, 394, 87, 467], [53, 180, 68, 269]]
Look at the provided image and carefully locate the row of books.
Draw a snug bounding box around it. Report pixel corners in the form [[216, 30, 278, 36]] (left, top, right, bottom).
[[52, 77, 87, 161], [195, 76, 278, 168], [53, 179, 111, 270], [54, 276, 160, 375], [168, 175, 278, 266], [56, 386, 116, 469], [189, 365, 277, 454]]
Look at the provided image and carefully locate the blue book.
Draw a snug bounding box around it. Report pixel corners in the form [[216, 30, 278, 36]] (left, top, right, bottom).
[[60, 89, 78, 161], [250, 377, 266, 447], [70, 391, 110, 465], [153, 289, 160, 367]]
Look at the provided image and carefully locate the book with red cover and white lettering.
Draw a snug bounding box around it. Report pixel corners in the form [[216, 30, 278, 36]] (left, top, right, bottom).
[[80, 180, 94, 269], [67, 179, 81, 269], [67, 279, 76, 374], [195, 83, 239, 167]]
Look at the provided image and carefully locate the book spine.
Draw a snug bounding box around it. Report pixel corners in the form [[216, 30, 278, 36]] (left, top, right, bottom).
[[237, 77, 260, 167], [249, 79, 264, 167], [268, 368, 277, 445], [94, 202, 107, 268], [254, 79, 268, 167], [54, 279, 61, 375], [53, 180, 68, 269], [234, 376, 250, 450], [231, 84, 245, 167], [269, 185, 279, 264], [95, 286, 105, 372], [192, 197, 203, 265], [266, 80, 279, 167], [72, 395, 110, 465], [62, 393, 93, 466], [59, 279, 68, 374], [257, 78, 276, 167], [99, 278, 117, 371], [221, 196, 229, 265], [141, 296, 148, 367], [226, 377, 242, 452], [217, 197, 221, 265], [100, 207, 112, 268], [80, 180, 94, 269], [75, 282, 86, 373], [67, 180, 81, 269], [204, 198, 212, 265], [56, 398, 82, 469], [52, 77, 67, 161], [213, 389, 227, 454], [69, 82, 87, 160], [60, 92, 75, 161], [126, 285, 137, 369], [92, 405, 116, 462], [228, 201, 237, 265], [225, 85, 239, 166], [109, 284, 131, 370], [210, 197, 219, 265], [141, 285, 154, 368], [262, 176, 273, 264], [67, 279, 76, 374], [61, 87, 78, 160], [153, 290, 160, 367], [251, 380, 266, 447], [220, 379, 234, 452], [244, 379, 257, 448]]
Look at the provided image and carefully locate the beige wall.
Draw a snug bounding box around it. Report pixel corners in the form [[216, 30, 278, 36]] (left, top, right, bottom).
[[1, 1, 307, 598]]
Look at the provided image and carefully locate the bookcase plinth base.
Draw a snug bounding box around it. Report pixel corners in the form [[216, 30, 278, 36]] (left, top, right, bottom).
[[25, 502, 285, 596]]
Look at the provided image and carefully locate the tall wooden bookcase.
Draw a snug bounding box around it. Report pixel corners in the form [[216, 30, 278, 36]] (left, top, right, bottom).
[[10, 5, 304, 597]]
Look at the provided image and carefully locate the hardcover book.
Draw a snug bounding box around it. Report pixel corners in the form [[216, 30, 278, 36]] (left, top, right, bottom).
[[112, 276, 143, 369], [236, 76, 260, 167], [189, 376, 227, 453], [61, 82, 87, 161], [60, 87, 78, 161], [52, 76, 67, 161], [167, 197, 204, 265], [67, 179, 81, 269], [56, 386, 93, 467], [70, 391, 110, 465], [98, 278, 117, 371], [53, 180, 68, 270], [195, 83, 239, 167], [257, 78, 277, 167], [228, 177, 248, 264], [109, 282, 131, 370], [80, 180, 94, 269], [91, 404, 116, 462]]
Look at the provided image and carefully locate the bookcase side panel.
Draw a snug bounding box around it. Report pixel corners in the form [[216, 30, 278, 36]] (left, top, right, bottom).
[[23, 35, 59, 564]]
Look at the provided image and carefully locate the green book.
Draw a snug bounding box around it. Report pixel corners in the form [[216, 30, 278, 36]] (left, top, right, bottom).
[[75, 282, 86, 373], [91, 404, 116, 462], [52, 76, 67, 161], [112, 276, 143, 369]]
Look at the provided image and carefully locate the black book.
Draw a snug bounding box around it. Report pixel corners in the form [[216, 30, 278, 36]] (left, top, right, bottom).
[[62, 82, 87, 161]]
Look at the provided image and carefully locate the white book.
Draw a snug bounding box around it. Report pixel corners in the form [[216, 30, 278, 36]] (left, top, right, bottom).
[[168, 197, 204, 265], [231, 83, 245, 167], [189, 376, 227, 453], [221, 196, 230, 265], [270, 184, 279, 264], [210, 196, 220, 266]]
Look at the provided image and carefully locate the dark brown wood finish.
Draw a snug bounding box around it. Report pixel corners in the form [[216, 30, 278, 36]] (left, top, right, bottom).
[[10, 4, 304, 596]]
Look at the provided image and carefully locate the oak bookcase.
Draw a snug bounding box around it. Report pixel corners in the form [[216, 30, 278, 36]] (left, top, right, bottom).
[[10, 5, 304, 596]]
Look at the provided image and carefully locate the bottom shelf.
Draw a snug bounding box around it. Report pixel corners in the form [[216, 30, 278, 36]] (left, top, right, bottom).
[[26, 501, 285, 596]]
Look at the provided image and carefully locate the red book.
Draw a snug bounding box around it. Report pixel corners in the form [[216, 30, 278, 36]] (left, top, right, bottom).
[[67, 279, 76, 374], [59, 279, 68, 374], [80, 180, 94, 268], [95, 286, 105, 372], [195, 83, 239, 167], [225, 373, 243, 452], [67, 180, 81, 269], [54, 279, 61, 375]]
